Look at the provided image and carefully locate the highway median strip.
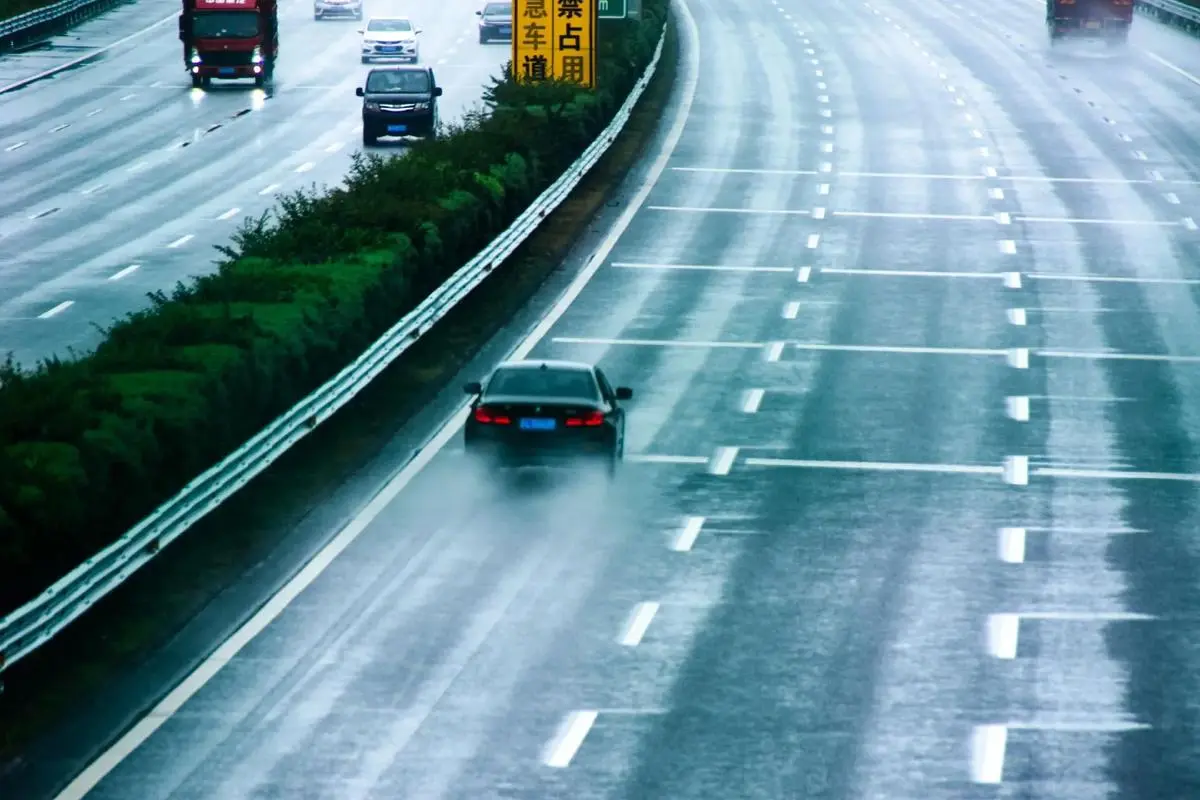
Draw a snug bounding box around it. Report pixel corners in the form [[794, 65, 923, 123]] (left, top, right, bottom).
[[0, 1, 670, 626], [0, 0, 679, 767]]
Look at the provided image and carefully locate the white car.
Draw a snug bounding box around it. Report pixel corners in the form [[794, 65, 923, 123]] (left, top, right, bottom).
[[359, 17, 422, 63]]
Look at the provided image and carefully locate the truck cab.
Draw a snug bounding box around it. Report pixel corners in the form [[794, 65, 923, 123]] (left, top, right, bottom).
[[179, 0, 279, 88], [1046, 0, 1132, 45]]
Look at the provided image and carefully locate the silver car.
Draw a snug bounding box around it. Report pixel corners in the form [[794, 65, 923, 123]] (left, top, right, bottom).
[[476, 1, 512, 43], [314, 0, 362, 20]]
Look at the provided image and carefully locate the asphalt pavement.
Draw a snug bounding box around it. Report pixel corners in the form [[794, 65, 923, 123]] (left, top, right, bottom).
[[0, 0, 508, 368], [10, 0, 1200, 797]]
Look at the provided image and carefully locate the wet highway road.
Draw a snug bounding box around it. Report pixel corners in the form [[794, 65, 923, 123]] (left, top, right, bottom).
[[12, 0, 1200, 796], [0, 0, 507, 368]]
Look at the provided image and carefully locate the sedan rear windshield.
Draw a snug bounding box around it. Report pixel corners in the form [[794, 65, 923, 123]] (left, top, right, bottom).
[[487, 368, 598, 400], [367, 18, 413, 31], [365, 70, 430, 93], [482, 3, 512, 14]]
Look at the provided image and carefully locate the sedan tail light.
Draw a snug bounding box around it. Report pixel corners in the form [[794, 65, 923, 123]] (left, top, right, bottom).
[[565, 411, 605, 427], [474, 406, 511, 424]]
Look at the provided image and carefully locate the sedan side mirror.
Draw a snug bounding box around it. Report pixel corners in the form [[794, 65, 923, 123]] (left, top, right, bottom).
[[356, 28, 364, 33], [475, 9, 481, 14], [615, 387, 633, 400], [433, 86, 443, 96], [355, 86, 364, 96], [463, 381, 482, 395]]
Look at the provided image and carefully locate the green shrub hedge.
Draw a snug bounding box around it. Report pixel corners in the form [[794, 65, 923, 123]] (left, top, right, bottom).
[[0, 1, 668, 617]]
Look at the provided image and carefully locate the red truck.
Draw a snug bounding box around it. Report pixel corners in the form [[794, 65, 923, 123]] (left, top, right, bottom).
[[1046, 0, 1133, 45], [179, 0, 278, 88]]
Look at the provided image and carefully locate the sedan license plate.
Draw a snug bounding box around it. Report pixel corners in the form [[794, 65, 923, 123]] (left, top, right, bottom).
[[218, 67, 236, 75], [520, 417, 556, 431], [380, 46, 399, 51], [387, 124, 408, 133], [498, 26, 511, 34], [1085, 20, 1101, 28]]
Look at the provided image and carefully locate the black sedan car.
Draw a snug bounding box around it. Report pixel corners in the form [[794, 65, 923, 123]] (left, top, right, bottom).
[[462, 359, 632, 472]]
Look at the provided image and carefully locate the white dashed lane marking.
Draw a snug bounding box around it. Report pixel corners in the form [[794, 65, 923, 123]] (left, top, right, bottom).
[[109, 264, 141, 281], [38, 301, 74, 319]]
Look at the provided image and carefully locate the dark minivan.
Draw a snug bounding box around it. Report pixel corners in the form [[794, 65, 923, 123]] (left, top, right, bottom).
[[356, 65, 442, 146]]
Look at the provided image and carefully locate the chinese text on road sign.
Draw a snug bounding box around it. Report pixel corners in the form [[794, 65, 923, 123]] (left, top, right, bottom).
[[513, 0, 597, 88]]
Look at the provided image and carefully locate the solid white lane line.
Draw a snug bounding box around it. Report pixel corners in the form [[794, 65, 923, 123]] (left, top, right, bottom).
[[999, 527, 1027, 563], [1029, 273, 1200, 285], [5, 140, 28, 151], [833, 210, 993, 221], [742, 388, 764, 413], [743, 457, 1003, 476], [672, 516, 705, 551], [552, 336, 762, 349], [790, 342, 1005, 356], [1015, 610, 1156, 621], [822, 267, 998, 279], [544, 711, 598, 767], [109, 264, 141, 281], [987, 613, 1020, 658], [623, 454, 710, 465], [1035, 466, 1200, 482], [709, 447, 738, 475], [1145, 50, 1200, 88], [619, 602, 660, 646], [671, 166, 820, 175], [1038, 349, 1200, 364], [971, 725, 1008, 784], [646, 205, 812, 215], [1019, 215, 1178, 226], [610, 262, 792, 273], [38, 301, 74, 319], [1006, 719, 1151, 732]]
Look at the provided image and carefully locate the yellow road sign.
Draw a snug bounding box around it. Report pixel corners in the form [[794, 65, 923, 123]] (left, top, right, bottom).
[[513, 0, 596, 88]]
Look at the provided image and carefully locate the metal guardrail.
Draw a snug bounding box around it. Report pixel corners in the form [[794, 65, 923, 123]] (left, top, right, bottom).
[[1137, 0, 1200, 25], [1, 0, 116, 42], [0, 20, 668, 676]]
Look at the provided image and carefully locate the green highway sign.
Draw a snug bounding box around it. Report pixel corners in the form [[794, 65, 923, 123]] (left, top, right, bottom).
[[598, 0, 626, 18]]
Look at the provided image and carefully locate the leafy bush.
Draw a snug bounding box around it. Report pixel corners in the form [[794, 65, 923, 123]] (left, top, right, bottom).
[[0, 0, 669, 616]]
